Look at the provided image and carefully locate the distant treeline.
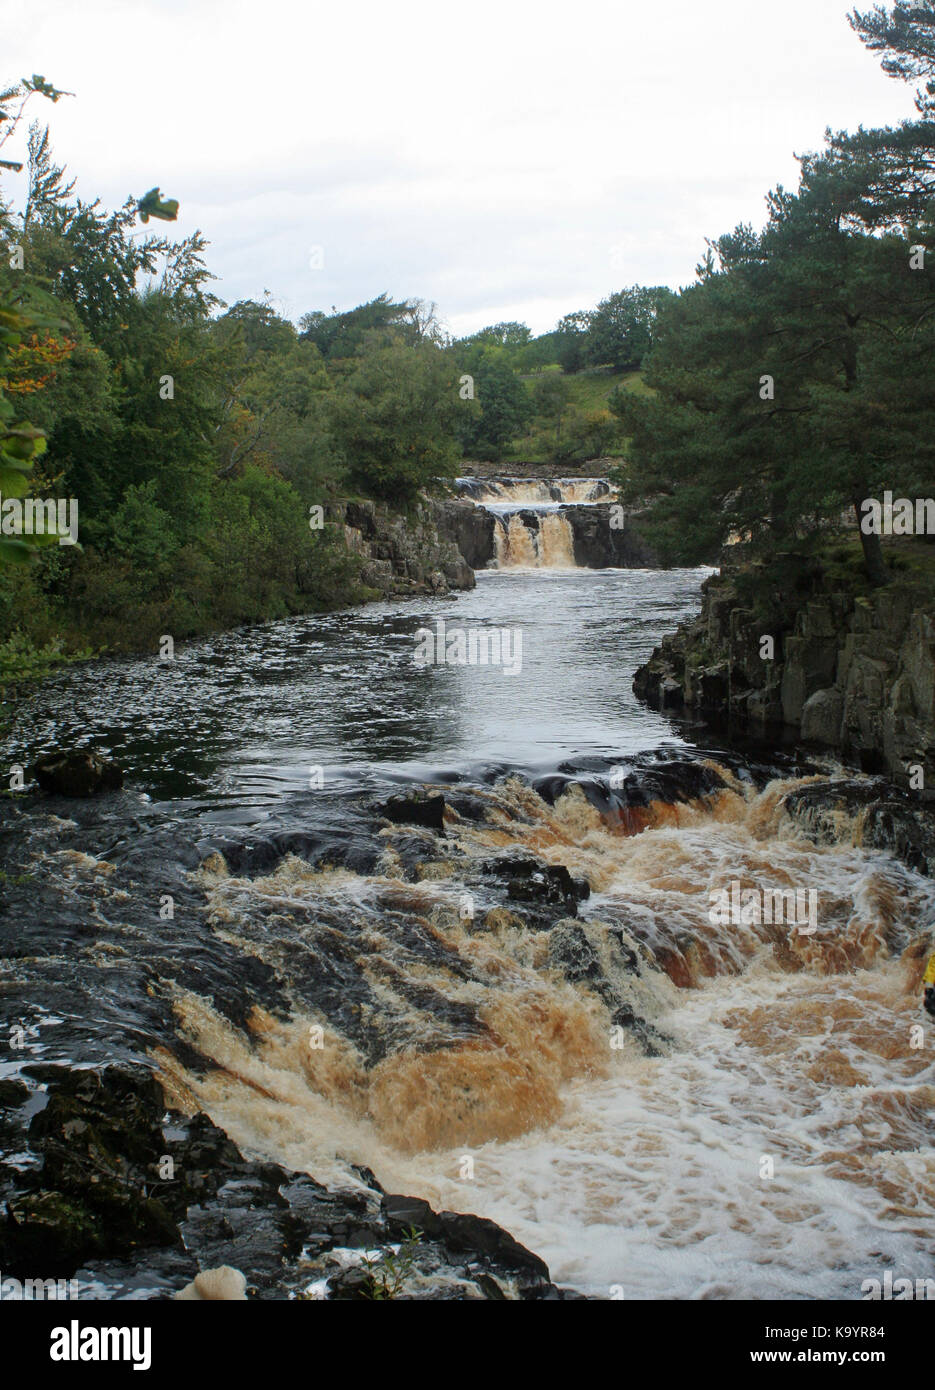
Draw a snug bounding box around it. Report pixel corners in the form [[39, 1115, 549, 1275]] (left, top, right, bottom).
[[0, 94, 665, 678], [609, 3, 935, 590], [1, 0, 932, 688]]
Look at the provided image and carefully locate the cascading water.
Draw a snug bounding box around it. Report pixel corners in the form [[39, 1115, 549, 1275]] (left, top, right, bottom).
[[154, 768, 935, 1299], [492, 511, 576, 568], [460, 476, 615, 569], [3, 565, 932, 1301], [458, 477, 614, 505]]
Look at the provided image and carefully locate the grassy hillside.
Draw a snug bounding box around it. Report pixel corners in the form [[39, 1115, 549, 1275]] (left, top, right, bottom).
[[508, 366, 649, 466]]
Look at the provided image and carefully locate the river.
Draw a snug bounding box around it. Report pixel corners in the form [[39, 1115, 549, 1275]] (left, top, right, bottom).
[[2, 562, 933, 1300]]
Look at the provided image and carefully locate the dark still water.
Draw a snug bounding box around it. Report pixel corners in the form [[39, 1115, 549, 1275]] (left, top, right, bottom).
[[5, 567, 714, 812]]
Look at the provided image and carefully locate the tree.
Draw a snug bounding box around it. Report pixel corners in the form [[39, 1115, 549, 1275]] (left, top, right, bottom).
[[611, 188, 935, 580], [532, 373, 572, 449], [517, 330, 559, 373], [587, 285, 674, 371], [329, 339, 460, 501], [455, 351, 532, 459], [24, 121, 74, 227], [554, 310, 592, 373], [800, 3, 935, 233], [299, 293, 419, 359], [0, 75, 73, 566], [212, 307, 337, 497], [608, 2, 935, 583], [458, 321, 531, 351], [849, 1, 935, 114]]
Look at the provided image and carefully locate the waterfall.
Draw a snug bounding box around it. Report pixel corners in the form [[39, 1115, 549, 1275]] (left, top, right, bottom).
[[492, 511, 576, 568], [539, 512, 576, 566], [459, 477, 613, 505], [457, 475, 624, 570], [155, 764, 935, 1298]]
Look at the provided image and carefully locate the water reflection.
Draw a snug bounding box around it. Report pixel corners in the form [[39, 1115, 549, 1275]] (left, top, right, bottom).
[[5, 568, 713, 804]]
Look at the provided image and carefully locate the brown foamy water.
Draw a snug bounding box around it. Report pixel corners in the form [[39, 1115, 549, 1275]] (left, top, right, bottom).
[[153, 772, 935, 1297]]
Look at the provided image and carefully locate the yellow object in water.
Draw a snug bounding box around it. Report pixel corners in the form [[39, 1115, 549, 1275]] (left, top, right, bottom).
[[924, 954, 935, 987]]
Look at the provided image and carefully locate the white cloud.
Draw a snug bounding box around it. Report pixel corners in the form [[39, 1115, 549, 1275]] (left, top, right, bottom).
[[5, 0, 915, 334]]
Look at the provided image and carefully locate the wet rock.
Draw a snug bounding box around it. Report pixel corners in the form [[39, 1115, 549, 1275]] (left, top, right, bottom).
[[30, 750, 124, 797], [0, 1079, 29, 1108], [0, 1063, 568, 1299], [782, 779, 935, 877], [501, 858, 588, 908], [481, 907, 525, 933], [441, 789, 492, 823], [548, 919, 608, 987], [2, 1068, 180, 1274], [382, 1194, 550, 1282], [475, 855, 589, 929], [326, 1264, 376, 1300], [382, 791, 447, 831], [605, 759, 728, 810], [548, 918, 667, 1056]]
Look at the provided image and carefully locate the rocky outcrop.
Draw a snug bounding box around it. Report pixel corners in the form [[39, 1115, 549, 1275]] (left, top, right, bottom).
[[30, 750, 124, 797], [634, 570, 935, 787], [0, 1065, 571, 1299], [334, 499, 476, 598], [565, 504, 657, 568], [433, 499, 496, 570]]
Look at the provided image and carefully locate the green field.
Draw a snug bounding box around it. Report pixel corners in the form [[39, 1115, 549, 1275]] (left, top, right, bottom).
[[508, 366, 649, 466]]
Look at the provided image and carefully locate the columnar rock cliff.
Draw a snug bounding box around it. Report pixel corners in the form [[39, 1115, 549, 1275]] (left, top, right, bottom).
[[634, 570, 935, 786], [334, 500, 476, 597]]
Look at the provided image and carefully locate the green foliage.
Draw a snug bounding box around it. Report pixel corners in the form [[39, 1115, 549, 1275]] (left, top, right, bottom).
[[587, 285, 674, 372], [0, 78, 73, 571], [0, 628, 71, 687], [849, 1, 935, 114], [214, 302, 339, 498], [330, 339, 460, 501], [358, 1228, 423, 1300], [609, 5, 935, 581], [0, 80, 369, 677], [455, 350, 532, 460], [0, 616, 91, 739], [299, 293, 424, 360], [554, 310, 593, 374]]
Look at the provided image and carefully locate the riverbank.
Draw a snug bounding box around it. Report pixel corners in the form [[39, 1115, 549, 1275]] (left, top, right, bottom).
[[0, 492, 480, 729], [1, 465, 659, 720], [633, 543, 935, 788]]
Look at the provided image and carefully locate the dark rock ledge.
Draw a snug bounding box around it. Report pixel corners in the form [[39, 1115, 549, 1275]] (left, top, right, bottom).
[[633, 569, 935, 791], [0, 1065, 579, 1300]]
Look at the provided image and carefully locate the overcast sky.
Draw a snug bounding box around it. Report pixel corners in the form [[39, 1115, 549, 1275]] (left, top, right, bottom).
[[6, 0, 916, 337]]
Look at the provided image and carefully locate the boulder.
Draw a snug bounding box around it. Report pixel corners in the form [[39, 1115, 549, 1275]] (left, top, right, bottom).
[[30, 750, 124, 797], [801, 687, 844, 746], [382, 791, 447, 831], [175, 1266, 248, 1300]]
